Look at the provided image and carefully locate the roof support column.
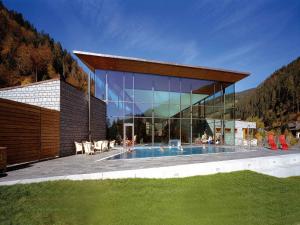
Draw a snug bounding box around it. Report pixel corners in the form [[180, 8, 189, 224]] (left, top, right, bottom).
[[88, 71, 91, 142]]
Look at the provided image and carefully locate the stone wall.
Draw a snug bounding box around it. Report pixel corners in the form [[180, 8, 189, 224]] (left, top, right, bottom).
[[0, 79, 60, 110], [60, 81, 106, 156]]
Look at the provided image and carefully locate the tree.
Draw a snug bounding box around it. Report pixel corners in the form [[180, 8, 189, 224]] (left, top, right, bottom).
[[30, 44, 52, 81]]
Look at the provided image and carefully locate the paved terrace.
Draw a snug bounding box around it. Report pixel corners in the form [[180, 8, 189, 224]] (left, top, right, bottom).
[[1, 146, 300, 185]]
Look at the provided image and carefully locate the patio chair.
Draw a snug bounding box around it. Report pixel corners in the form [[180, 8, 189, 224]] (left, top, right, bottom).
[[279, 135, 288, 150], [74, 141, 83, 154], [109, 140, 116, 149], [102, 140, 109, 151], [94, 140, 103, 152], [268, 134, 277, 150], [201, 133, 208, 144], [208, 136, 213, 144], [83, 141, 95, 155]]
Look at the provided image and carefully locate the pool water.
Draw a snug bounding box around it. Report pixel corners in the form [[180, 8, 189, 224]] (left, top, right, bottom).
[[108, 145, 235, 160]]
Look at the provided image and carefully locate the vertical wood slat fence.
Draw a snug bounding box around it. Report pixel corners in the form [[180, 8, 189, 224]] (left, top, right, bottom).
[[0, 98, 59, 165]]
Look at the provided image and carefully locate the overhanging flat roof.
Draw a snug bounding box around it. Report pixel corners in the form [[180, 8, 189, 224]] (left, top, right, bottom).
[[74, 50, 250, 83]]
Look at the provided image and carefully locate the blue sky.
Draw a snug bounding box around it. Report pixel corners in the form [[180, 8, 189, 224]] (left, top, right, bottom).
[[3, 0, 300, 92]]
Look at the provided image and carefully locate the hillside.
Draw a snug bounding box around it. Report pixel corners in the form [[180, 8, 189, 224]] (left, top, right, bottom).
[[0, 1, 88, 91], [235, 88, 256, 102], [236, 57, 300, 128]]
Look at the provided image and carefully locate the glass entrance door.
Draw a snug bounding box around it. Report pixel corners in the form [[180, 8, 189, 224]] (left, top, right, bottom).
[[123, 123, 134, 148]]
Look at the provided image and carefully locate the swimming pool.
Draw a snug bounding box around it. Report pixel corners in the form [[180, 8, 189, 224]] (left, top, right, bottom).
[[108, 145, 235, 160]]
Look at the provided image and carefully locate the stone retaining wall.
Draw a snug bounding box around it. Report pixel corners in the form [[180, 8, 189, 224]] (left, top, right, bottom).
[[0, 79, 60, 110]]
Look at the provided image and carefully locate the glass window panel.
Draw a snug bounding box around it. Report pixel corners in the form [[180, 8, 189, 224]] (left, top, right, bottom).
[[192, 119, 208, 143], [154, 118, 169, 144], [170, 92, 180, 104], [224, 107, 234, 120], [134, 89, 153, 103], [134, 73, 153, 90], [181, 119, 191, 144], [134, 102, 152, 117], [205, 106, 223, 119], [206, 119, 217, 142], [192, 94, 206, 105], [153, 76, 169, 91], [124, 117, 133, 124], [124, 102, 133, 117], [225, 120, 235, 145], [191, 80, 214, 92], [134, 73, 153, 103], [170, 77, 180, 92], [124, 73, 133, 102], [214, 93, 223, 106], [95, 69, 106, 100], [107, 102, 123, 117], [107, 71, 123, 102], [154, 104, 169, 118], [181, 93, 191, 105], [181, 78, 192, 93], [107, 117, 123, 143], [192, 105, 205, 119], [154, 91, 169, 104], [213, 119, 223, 144], [134, 118, 152, 144], [225, 84, 235, 108], [205, 95, 215, 107], [181, 105, 191, 118], [169, 105, 180, 118], [170, 119, 180, 140]]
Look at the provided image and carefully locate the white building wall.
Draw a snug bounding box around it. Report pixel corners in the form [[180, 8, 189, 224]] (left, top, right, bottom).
[[0, 79, 60, 111], [235, 120, 256, 145]]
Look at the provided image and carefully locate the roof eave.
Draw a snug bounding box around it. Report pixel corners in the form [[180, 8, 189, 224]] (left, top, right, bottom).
[[73, 50, 250, 83]]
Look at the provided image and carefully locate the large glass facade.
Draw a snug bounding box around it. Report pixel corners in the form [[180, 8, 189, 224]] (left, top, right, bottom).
[[95, 69, 235, 145]]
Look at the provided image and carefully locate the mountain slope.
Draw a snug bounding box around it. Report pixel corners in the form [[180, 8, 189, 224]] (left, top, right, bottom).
[[236, 57, 300, 128], [0, 1, 88, 91]]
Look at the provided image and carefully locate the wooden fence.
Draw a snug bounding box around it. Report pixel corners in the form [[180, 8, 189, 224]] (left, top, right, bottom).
[[0, 98, 59, 165]]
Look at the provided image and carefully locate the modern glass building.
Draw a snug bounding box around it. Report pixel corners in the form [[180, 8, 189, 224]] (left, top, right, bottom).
[[74, 51, 249, 146]]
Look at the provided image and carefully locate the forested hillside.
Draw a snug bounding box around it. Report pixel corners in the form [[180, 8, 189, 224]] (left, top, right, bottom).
[[0, 1, 88, 91], [236, 57, 300, 128]]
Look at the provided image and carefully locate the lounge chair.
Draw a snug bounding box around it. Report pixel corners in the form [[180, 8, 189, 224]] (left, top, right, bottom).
[[74, 141, 83, 154], [268, 134, 277, 150], [279, 135, 288, 150], [83, 141, 95, 155], [102, 140, 109, 151], [94, 140, 103, 152], [208, 136, 213, 144], [109, 140, 116, 149]]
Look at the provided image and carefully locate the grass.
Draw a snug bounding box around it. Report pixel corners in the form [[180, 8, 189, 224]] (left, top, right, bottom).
[[0, 171, 300, 225]]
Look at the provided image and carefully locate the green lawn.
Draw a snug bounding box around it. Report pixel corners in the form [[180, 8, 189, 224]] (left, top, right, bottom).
[[0, 171, 300, 225]]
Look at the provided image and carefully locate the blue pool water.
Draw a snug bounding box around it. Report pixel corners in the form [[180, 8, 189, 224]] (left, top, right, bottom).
[[108, 145, 235, 160]]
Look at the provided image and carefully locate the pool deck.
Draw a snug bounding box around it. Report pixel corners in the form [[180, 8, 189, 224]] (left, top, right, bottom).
[[1, 147, 300, 185]]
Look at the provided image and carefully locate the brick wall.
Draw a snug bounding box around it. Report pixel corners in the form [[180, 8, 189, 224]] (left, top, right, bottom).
[[0, 79, 60, 110], [60, 81, 106, 156]]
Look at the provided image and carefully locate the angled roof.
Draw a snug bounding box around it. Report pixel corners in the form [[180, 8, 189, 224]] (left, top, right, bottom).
[[74, 50, 250, 83]]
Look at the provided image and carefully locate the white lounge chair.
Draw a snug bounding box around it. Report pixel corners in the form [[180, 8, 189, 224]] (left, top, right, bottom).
[[102, 140, 109, 151], [74, 141, 83, 154], [83, 141, 95, 155], [109, 140, 116, 149], [94, 141, 103, 152]]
